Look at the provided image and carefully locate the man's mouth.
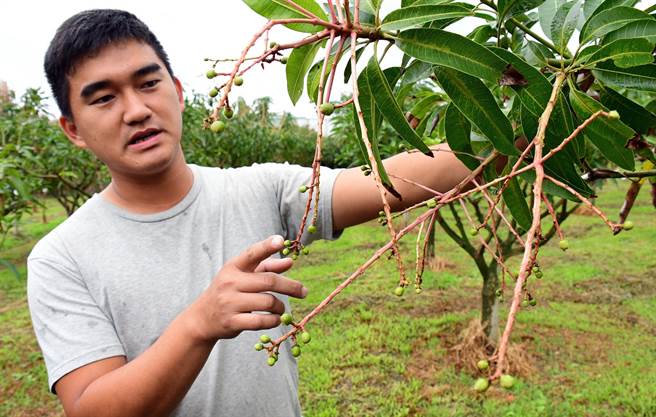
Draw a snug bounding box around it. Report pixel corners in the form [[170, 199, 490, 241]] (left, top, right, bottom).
[[128, 129, 162, 146]]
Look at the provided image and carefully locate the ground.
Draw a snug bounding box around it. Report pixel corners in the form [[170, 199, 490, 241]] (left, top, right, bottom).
[[1, 183, 654, 417]]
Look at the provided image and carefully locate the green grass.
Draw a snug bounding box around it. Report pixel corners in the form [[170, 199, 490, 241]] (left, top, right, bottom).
[[0, 185, 654, 417]]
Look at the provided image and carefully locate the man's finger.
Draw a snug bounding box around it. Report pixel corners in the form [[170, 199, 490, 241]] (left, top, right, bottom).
[[230, 313, 281, 332], [230, 235, 285, 272], [233, 293, 286, 315], [255, 257, 293, 273], [237, 272, 308, 299]]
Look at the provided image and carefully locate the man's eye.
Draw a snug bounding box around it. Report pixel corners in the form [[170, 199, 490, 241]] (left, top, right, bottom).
[[91, 95, 113, 105], [142, 80, 160, 89]]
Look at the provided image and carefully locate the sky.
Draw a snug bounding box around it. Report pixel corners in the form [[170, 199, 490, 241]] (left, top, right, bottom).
[[0, 1, 653, 121]]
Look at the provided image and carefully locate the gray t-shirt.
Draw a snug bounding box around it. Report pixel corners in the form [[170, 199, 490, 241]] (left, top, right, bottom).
[[27, 163, 341, 417]]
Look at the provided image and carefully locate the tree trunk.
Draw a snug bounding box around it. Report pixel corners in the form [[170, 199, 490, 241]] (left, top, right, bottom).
[[478, 261, 500, 347]]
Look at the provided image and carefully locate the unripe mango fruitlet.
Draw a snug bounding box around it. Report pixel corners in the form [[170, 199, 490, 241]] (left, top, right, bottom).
[[426, 199, 437, 208], [500, 374, 515, 389], [308, 225, 317, 234], [282, 248, 290, 256], [260, 334, 271, 344], [495, 289, 503, 297], [415, 288, 422, 294], [206, 69, 217, 79], [267, 356, 277, 366], [291, 344, 301, 357], [292, 254, 298, 261], [607, 110, 620, 120], [529, 298, 537, 306], [269, 41, 278, 48], [209, 88, 218, 98], [302, 247, 310, 255], [284, 240, 292, 247], [521, 300, 529, 308], [469, 228, 479, 236], [210, 120, 225, 133], [535, 270, 543, 279], [234, 76, 244, 86], [319, 102, 335, 115], [280, 56, 288, 64], [394, 286, 405, 296], [223, 108, 234, 119], [254, 343, 264, 351], [559, 239, 569, 251], [299, 185, 308, 193], [477, 359, 489, 371], [281, 313, 293, 325], [623, 220, 634, 230], [474, 377, 490, 392], [300, 331, 311, 344]]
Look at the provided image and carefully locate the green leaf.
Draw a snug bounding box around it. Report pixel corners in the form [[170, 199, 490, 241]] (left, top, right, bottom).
[[491, 47, 583, 158], [343, 46, 366, 84], [444, 104, 479, 170], [366, 58, 433, 155], [241, 0, 327, 32], [599, 87, 656, 133], [395, 28, 509, 83], [499, 0, 547, 22], [467, 25, 497, 44], [352, 67, 402, 198], [503, 176, 533, 231], [381, 5, 474, 31], [286, 42, 322, 105], [569, 87, 636, 170], [519, 169, 579, 200], [539, 0, 567, 35], [592, 61, 656, 91], [584, 0, 638, 20], [400, 59, 433, 85], [550, 1, 581, 54], [603, 19, 656, 44], [582, 38, 654, 68], [434, 66, 518, 156], [579, 6, 654, 44], [410, 93, 444, 119], [523, 41, 556, 66]]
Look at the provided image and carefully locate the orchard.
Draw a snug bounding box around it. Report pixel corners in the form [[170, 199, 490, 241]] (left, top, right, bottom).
[[202, 0, 656, 391]]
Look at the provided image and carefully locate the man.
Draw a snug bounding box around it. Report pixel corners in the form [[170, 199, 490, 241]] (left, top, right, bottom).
[[27, 9, 471, 417]]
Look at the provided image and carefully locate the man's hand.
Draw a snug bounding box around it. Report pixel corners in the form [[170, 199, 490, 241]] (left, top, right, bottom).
[[185, 235, 308, 344]]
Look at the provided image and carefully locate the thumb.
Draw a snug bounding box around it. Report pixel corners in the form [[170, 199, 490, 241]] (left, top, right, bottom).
[[230, 235, 285, 272]]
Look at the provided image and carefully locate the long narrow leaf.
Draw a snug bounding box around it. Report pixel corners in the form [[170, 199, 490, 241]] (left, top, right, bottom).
[[242, 0, 327, 32], [286, 42, 322, 105], [381, 5, 474, 31], [593, 61, 656, 91], [583, 38, 654, 68], [444, 104, 479, 170], [579, 6, 654, 44]]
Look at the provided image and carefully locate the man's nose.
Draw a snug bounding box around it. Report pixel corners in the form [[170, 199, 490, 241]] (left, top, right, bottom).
[[123, 92, 152, 125]]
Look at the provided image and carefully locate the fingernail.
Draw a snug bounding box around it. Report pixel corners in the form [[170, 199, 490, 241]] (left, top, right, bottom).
[[271, 235, 284, 247], [301, 287, 308, 298]]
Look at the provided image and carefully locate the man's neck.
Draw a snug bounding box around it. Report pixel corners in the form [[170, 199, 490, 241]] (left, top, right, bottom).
[[101, 156, 194, 214]]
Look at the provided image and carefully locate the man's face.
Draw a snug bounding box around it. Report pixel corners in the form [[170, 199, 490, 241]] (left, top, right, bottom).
[[60, 40, 185, 177]]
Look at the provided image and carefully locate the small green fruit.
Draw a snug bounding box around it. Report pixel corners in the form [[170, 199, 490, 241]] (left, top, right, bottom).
[[529, 298, 537, 306], [415, 288, 422, 294], [206, 69, 217, 79], [500, 374, 515, 389], [283, 239, 292, 247], [210, 120, 225, 133], [308, 225, 317, 234], [223, 108, 234, 119], [260, 334, 271, 344], [302, 247, 310, 255], [469, 228, 479, 237], [477, 359, 489, 371], [299, 185, 308, 193], [234, 76, 244, 86], [291, 344, 301, 357], [291, 253, 298, 261], [532, 266, 540, 273], [623, 220, 634, 230], [208, 88, 218, 98], [559, 239, 569, 251], [281, 313, 293, 325], [607, 110, 620, 120], [254, 342, 264, 351], [267, 356, 277, 366], [280, 56, 288, 64], [426, 199, 437, 209], [474, 377, 490, 392], [319, 102, 335, 116], [378, 210, 385, 217], [534, 270, 543, 279], [282, 248, 290, 256], [300, 331, 311, 344], [269, 41, 278, 48], [394, 286, 405, 297], [495, 288, 503, 297], [521, 300, 529, 308]]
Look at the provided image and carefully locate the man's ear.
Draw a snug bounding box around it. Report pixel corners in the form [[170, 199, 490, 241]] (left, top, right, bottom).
[[174, 77, 184, 112], [59, 116, 87, 149]]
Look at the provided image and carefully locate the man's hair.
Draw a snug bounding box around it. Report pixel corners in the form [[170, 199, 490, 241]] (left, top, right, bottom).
[[44, 9, 175, 119]]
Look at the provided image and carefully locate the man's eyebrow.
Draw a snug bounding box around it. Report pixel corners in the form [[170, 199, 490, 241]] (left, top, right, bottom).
[[80, 63, 163, 99]]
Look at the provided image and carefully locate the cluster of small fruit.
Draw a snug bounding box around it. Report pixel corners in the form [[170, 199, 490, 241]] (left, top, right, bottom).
[[474, 359, 515, 392], [255, 312, 311, 366], [205, 66, 243, 134], [280, 238, 311, 261]]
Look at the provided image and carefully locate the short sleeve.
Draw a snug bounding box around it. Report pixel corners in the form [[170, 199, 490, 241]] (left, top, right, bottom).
[[258, 163, 344, 243], [27, 237, 125, 393]]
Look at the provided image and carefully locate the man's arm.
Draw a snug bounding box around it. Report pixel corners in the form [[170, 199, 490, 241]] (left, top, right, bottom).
[[54, 236, 307, 417], [332, 144, 472, 231]]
